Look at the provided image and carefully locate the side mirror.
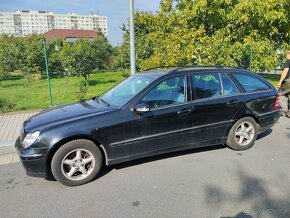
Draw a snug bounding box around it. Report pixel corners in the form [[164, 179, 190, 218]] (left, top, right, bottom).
[[133, 103, 150, 115]]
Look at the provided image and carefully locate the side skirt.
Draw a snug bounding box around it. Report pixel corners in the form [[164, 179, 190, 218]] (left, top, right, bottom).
[[107, 137, 227, 166]]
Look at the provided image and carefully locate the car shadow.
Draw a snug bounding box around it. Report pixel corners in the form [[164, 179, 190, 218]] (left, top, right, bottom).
[[257, 128, 272, 140], [94, 144, 226, 181]]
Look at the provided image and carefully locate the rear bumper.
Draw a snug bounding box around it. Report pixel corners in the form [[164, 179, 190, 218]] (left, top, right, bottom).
[[259, 111, 280, 132], [15, 137, 48, 178]]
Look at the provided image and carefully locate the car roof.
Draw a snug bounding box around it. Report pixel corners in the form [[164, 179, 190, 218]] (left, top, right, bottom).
[[138, 66, 251, 78]]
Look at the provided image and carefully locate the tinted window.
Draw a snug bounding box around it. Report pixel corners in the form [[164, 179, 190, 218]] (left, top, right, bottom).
[[142, 76, 187, 108], [221, 74, 239, 96], [232, 73, 270, 92], [192, 73, 222, 99]]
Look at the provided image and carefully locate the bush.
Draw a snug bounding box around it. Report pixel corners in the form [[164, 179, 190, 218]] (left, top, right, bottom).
[[74, 81, 88, 101], [0, 98, 16, 113]]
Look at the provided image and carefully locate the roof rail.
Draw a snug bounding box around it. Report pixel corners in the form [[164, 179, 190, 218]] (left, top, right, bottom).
[[143, 66, 180, 71], [175, 65, 243, 70], [143, 65, 244, 72]]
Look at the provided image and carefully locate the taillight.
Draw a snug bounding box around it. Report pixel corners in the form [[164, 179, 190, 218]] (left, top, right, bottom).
[[273, 95, 280, 111]]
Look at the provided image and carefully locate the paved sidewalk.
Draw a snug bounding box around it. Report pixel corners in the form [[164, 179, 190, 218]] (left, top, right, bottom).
[[0, 152, 20, 165], [0, 111, 39, 163]]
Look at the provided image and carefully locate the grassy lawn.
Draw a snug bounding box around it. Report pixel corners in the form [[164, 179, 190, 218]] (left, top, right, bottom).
[[259, 74, 280, 86], [0, 71, 125, 112], [0, 71, 280, 113]]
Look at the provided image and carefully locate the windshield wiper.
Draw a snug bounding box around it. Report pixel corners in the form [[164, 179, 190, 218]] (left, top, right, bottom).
[[99, 98, 110, 107], [93, 96, 99, 102]]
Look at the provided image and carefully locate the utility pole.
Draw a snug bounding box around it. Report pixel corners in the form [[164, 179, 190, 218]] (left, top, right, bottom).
[[129, 0, 136, 75], [43, 38, 53, 106]]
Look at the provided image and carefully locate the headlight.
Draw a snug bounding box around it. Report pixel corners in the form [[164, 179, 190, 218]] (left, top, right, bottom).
[[23, 131, 40, 149]]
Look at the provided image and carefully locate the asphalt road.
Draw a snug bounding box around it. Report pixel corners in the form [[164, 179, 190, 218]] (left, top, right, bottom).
[[0, 117, 289, 218]]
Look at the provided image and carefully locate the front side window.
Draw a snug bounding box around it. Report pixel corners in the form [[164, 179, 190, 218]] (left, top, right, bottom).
[[100, 75, 154, 107], [192, 73, 222, 99], [142, 76, 187, 108], [232, 73, 270, 92]]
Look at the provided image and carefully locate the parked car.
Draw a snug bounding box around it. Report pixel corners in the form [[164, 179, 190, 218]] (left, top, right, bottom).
[[15, 66, 280, 186]]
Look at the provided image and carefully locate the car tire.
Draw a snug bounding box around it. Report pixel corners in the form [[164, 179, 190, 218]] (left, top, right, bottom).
[[226, 117, 258, 151], [51, 139, 102, 186]]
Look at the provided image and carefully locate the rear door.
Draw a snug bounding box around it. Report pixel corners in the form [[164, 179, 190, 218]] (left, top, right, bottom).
[[189, 72, 244, 144]]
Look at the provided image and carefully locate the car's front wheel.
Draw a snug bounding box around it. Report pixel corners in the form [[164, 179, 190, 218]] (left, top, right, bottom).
[[51, 139, 102, 186], [226, 117, 258, 151]]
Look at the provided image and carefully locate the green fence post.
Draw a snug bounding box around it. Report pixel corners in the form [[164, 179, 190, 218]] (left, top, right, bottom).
[[249, 46, 253, 70], [43, 38, 53, 107]]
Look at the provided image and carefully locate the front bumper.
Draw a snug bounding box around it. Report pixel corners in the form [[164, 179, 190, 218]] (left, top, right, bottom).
[[15, 137, 49, 178]]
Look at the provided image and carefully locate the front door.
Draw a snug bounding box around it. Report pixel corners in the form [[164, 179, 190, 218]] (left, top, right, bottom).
[[124, 75, 195, 156]]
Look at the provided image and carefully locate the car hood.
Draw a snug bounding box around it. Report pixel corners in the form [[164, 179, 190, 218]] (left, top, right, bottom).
[[24, 99, 116, 132]]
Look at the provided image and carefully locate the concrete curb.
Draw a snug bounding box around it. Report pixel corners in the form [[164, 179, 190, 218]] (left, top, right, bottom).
[[0, 109, 41, 116], [0, 144, 16, 155]]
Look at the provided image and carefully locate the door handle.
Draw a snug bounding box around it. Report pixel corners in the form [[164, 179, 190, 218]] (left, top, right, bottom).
[[227, 100, 240, 106], [177, 108, 192, 115]]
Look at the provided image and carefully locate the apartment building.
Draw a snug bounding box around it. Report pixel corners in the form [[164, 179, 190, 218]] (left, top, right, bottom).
[[0, 10, 108, 37]]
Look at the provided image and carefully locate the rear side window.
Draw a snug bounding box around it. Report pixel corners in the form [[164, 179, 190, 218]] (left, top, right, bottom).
[[221, 74, 239, 96], [232, 73, 270, 92], [192, 73, 222, 99]]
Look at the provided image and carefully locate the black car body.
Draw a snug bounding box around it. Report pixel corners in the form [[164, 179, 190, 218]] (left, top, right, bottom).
[[15, 67, 280, 186]]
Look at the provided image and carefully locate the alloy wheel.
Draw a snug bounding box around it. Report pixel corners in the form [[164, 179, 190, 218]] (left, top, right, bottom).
[[61, 149, 95, 181], [234, 121, 255, 146]]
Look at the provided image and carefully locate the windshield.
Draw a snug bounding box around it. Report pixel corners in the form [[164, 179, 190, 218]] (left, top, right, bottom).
[[99, 75, 155, 107]]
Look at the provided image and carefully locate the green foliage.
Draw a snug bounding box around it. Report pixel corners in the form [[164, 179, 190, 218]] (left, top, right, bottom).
[[75, 81, 89, 100], [0, 98, 16, 113], [118, 0, 290, 72], [20, 34, 45, 75], [0, 35, 23, 73], [114, 41, 131, 71], [47, 39, 64, 73], [0, 34, 115, 79], [61, 37, 114, 81]]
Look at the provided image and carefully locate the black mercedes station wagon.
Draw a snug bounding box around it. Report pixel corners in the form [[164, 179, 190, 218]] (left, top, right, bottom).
[[16, 67, 280, 186]]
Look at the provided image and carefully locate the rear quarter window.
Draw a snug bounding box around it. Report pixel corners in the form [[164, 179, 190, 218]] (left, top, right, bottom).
[[232, 73, 270, 92]]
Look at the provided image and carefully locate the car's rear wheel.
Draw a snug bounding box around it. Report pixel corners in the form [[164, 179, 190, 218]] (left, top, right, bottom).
[[226, 117, 257, 151], [51, 139, 102, 186]]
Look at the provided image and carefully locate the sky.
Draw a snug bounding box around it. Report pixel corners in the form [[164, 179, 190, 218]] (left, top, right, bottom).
[[0, 0, 161, 45]]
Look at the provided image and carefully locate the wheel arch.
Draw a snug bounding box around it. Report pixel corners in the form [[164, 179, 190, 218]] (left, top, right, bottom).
[[226, 114, 261, 137], [45, 135, 108, 179], [226, 115, 260, 150]]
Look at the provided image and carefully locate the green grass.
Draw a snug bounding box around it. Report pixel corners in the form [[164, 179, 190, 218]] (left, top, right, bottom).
[[259, 74, 280, 86], [0, 71, 126, 112], [0, 72, 280, 113]]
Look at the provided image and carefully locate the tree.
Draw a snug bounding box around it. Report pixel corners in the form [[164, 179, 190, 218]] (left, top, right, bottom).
[[47, 39, 65, 75], [20, 34, 45, 76], [0, 35, 22, 77], [118, 0, 290, 72], [61, 36, 114, 82]]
